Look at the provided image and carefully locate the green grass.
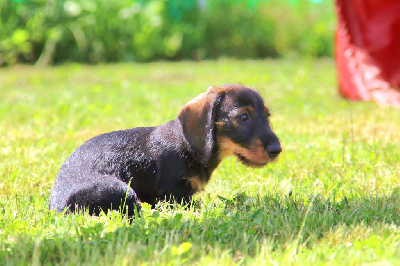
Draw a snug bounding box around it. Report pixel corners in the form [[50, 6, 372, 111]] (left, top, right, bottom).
[[1, 59, 400, 265]]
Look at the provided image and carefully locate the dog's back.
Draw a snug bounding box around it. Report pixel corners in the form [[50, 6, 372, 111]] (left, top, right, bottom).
[[49, 127, 154, 212], [49, 120, 203, 213]]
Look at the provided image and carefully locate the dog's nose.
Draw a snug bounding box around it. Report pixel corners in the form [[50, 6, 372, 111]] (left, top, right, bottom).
[[266, 144, 282, 159]]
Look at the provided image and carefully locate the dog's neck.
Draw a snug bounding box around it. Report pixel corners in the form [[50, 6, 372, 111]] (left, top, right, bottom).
[[162, 119, 222, 177]]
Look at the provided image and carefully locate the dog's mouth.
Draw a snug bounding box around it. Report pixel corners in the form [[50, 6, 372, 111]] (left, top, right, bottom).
[[234, 152, 268, 168]]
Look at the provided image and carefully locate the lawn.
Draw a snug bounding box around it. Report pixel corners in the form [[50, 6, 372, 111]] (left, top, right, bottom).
[[1, 59, 400, 265]]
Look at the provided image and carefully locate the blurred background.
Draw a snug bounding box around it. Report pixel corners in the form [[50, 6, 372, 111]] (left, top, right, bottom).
[[0, 0, 334, 66]]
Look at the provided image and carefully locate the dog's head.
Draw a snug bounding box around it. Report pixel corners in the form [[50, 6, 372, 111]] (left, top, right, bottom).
[[178, 84, 281, 167]]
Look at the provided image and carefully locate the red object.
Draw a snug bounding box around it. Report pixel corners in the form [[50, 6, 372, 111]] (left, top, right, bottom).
[[335, 0, 400, 107]]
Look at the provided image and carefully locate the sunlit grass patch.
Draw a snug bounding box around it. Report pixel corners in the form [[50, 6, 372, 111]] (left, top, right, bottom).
[[1, 59, 400, 264]]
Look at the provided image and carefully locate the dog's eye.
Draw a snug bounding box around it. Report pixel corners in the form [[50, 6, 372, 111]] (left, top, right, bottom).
[[238, 114, 249, 122]]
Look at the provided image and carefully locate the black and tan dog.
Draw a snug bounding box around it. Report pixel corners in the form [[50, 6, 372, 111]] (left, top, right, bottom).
[[49, 84, 282, 215]]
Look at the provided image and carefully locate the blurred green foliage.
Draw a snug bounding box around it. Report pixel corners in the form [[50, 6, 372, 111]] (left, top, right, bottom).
[[0, 0, 334, 65]]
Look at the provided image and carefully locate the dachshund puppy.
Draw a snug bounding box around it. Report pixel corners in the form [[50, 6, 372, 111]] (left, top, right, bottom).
[[49, 84, 282, 216]]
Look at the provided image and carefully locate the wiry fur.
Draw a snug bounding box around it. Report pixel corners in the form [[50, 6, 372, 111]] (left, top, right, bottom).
[[49, 84, 282, 216]]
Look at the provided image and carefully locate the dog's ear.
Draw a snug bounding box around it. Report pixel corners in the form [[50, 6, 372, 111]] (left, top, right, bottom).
[[178, 86, 223, 163]]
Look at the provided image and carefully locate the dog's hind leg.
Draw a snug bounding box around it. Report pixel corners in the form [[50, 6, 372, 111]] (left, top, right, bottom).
[[65, 175, 142, 217]]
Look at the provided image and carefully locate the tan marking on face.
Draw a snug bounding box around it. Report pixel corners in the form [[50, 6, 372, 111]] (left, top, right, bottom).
[[227, 106, 256, 127], [217, 136, 271, 167], [235, 106, 255, 116], [245, 106, 255, 113], [264, 106, 271, 117], [189, 177, 206, 192], [215, 121, 224, 129]]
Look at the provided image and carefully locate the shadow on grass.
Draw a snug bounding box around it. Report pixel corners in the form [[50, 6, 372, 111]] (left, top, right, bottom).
[[2, 190, 400, 264]]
